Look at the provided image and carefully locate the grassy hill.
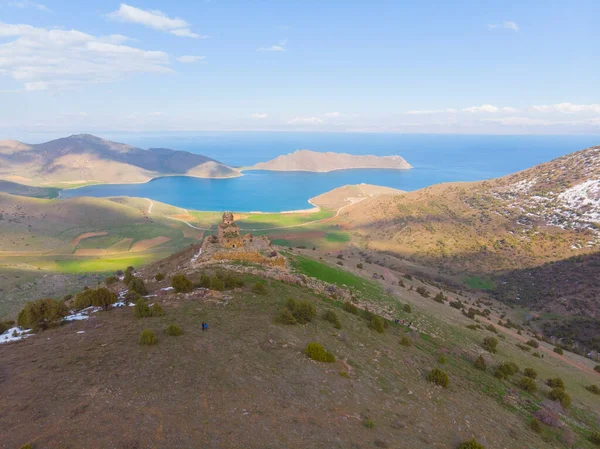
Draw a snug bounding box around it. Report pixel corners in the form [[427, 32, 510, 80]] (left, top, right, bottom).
[[1, 248, 599, 448], [0, 134, 240, 187]]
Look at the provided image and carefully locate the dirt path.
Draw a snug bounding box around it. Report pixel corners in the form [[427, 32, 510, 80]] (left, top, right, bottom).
[[146, 198, 154, 214]]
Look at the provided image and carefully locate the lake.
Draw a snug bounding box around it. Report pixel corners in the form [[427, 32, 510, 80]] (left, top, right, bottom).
[[60, 133, 600, 212]]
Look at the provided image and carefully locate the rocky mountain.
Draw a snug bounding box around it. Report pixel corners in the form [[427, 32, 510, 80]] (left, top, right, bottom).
[[249, 149, 412, 172], [0, 134, 240, 186]]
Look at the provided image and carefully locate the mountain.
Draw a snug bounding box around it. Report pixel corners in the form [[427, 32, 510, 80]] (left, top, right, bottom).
[[249, 149, 412, 172], [0, 134, 240, 187]]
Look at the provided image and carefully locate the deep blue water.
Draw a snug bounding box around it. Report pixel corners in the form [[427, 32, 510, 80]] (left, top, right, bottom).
[[60, 133, 599, 212]]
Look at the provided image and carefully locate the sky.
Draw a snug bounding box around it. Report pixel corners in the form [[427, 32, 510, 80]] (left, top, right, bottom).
[[0, 0, 599, 137]]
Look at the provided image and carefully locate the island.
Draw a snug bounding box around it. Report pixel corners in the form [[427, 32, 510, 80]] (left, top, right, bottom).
[[247, 149, 412, 172]]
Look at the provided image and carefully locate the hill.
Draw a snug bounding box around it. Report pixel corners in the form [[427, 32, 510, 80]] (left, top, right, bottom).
[[249, 149, 412, 172], [0, 134, 240, 187], [1, 247, 599, 448], [0, 180, 59, 198]]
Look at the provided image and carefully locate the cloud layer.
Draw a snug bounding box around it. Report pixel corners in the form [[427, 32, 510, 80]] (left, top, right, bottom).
[[0, 21, 171, 91], [107, 4, 206, 39]]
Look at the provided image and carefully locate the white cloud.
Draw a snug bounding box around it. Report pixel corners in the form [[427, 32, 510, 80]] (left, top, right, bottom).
[[257, 39, 287, 52], [0, 21, 171, 91], [324, 112, 342, 117], [176, 55, 205, 63], [251, 113, 268, 119], [483, 117, 552, 126], [288, 117, 323, 125], [463, 104, 500, 113], [148, 111, 162, 116], [406, 108, 457, 115], [532, 102, 600, 114], [487, 21, 519, 32], [107, 4, 206, 39], [7, 0, 50, 11]]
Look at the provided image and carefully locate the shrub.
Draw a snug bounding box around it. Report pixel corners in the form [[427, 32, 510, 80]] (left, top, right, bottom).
[[0, 320, 15, 334], [482, 337, 498, 353], [548, 388, 571, 407], [210, 276, 225, 291], [526, 339, 539, 348], [343, 301, 359, 315], [524, 368, 537, 379], [134, 299, 152, 318], [123, 270, 134, 285], [362, 308, 375, 321], [323, 310, 341, 329], [166, 324, 183, 336], [356, 263, 363, 269], [125, 291, 141, 303], [94, 287, 118, 310], [433, 292, 445, 303], [474, 355, 486, 371], [198, 273, 211, 289], [450, 300, 462, 310], [276, 308, 297, 325], [595, 365, 600, 373], [416, 286, 429, 298], [155, 273, 165, 282], [363, 419, 375, 429], [553, 346, 563, 355], [287, 300, 316, 324], [400, 336, 412, 347], [532, 352, 541, 358], [457, 439, 484, 449], [222, 273, 244, 289], [403, 304, 412, 313], [305, 342, 335, 363], [251, 281, 266, 294], [339, 371, 349, 378], [486, 324, 497, 334], [438, 355, 446, 364], [105, 276, 118, 285], [426, 368, 449, 388], [20, 445, 33, 449], [515, 343, 531, 352], [17, 298, 69, 330], [139, 329, 157, 345], [369, 316, 385, 333], [466, 324, 479, 330], [546, 377, 565, 389], [494, 362, 519, 380], [150, 303, 165, 317], [172, 274, 194, 293], [530, 418, 542, 433], [398, 279, 405, 287], [590, 431, 600, 445], [519, 377, 538, 393], [585, 385, 600, 395], [129, 278, 148, 296]]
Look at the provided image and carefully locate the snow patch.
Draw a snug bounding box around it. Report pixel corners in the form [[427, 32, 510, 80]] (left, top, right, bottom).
[[0, 327, 32, 344]]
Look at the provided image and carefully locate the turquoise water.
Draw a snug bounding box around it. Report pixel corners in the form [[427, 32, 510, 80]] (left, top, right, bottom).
[[61, 133, 599, 212]]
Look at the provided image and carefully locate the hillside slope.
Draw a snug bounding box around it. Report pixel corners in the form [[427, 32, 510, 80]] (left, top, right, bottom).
[[0, 134, 240, 186], [250, 149, 412, 172]]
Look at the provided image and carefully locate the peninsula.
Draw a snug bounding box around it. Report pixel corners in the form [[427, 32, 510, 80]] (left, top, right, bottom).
[[248, 149, 412, 172], [0, 134, 240, 188]]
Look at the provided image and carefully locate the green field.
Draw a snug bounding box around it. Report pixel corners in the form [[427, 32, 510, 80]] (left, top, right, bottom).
[[236, 209, 333, 230], [463, 275, 496, 290]]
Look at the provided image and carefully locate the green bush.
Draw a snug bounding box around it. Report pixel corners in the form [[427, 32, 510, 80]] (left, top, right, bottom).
[[438, 355, 447, 364], [546, 377, 565, 389], [526, 339, 539, 348], [134, 299, 152, 318], [356, 263, 363, 269], [584, 384, 600, 395], [519, 377, 538, 393], [532, 352, 541, 358], [399, 336, 411, 347], [369, 316, 385, 333], [198, 273, 211, 288], [155, 273, 165, 282], [323, 310, 341, 329], [343, 301, 359, 315], [17, 298, 69, 330], [474, 355, 486, 371], [416, 286, 429, 298], [251, 281, 266, 294], [105, 275, 118, 285], [0, 320, 15, 334], [20, 444, 33, 449], [553, 346, 563, 355], [275, 308, 297, 325], [398, 279, 405, 287], [129, 278, 148, 296], [486, 324, 497, 334], [151, 303, 165, 317], [595, 365, 600, 373], [166, 323, 183, 336], [172, 274, 194, 293], [139, 329, 157, 345], [403, 304, 412, 313], [426, 368, 449, 388], [482, 337, 498, 353], [548, 387, 571, 407], [94, 287, 118, 310], [123, 269, 134, 285], [286, 299, 316, 324], [494, 362, 519, 380], [222, 272, 244, 289], [590, 431, 600, 445], [457, 439, 485, 449], [530, 418, 542, 433], [305, 342, 335, 363], [363, 419, 375, 429], [524, 368, 537, 379], [433, 292, 445, 303]]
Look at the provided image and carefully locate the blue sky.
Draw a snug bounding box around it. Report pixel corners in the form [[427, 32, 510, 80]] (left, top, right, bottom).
[[0, 0, 599, 136]]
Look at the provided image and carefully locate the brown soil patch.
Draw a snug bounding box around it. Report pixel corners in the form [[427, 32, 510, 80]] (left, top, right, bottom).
[[71, 231, 109, 247], [170, 213, 195, 221], [268, 231, 326, 240], [130, 236, 171, 252]]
